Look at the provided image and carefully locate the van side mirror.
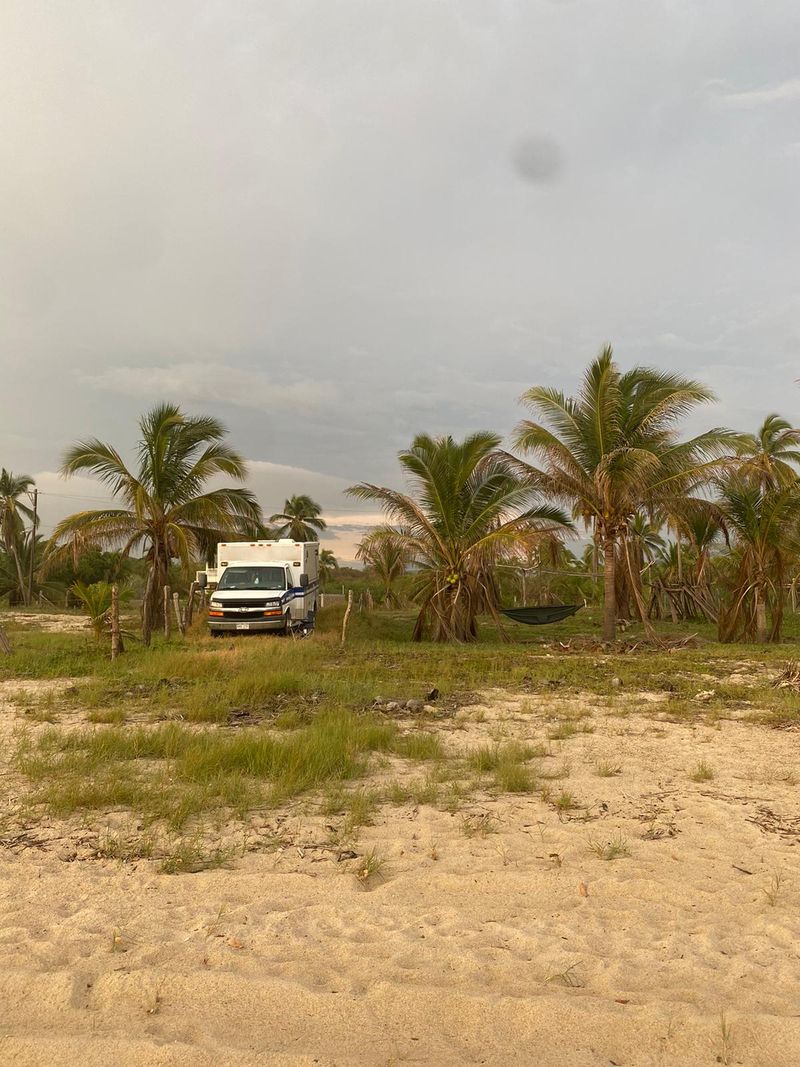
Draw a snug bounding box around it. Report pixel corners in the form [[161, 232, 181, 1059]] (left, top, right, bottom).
[[198, 573, 208, 589], [299, 573, 309, 589]]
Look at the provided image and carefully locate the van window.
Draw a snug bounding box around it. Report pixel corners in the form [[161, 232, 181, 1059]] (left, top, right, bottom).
[[218, 566, 286, 591]]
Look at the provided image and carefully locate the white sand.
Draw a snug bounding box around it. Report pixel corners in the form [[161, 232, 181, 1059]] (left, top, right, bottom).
[[1, 612, 89, 634], [1, 691, 799, 1065]]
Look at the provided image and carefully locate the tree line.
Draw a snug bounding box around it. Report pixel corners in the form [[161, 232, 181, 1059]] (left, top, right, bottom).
[[2, 352, 799, 645]]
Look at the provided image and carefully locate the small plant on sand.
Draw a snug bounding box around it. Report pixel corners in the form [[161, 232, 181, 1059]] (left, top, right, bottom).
[[461, 812, 496, 838], [595, 761, 622, 777], [553, 789, 577, 814], [718, 1011, 734, 1065], [354, 848, 386, 885], [544, 962, 585, 988], [689, 759, 715, 782], [494, 761, 536, 794], [587, 834, 631, 861], [548, 721, 579, 741], [160, 839, 234, 875], [762, 870, 787, 907], [97, 830, 156, 862]]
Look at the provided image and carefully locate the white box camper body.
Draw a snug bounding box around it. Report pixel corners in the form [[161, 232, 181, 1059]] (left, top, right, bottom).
[[202, 540, 319, 634]]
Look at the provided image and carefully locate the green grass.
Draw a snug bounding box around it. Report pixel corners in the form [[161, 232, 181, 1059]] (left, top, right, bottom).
[[15, 709, 444, 827], [159, 839, 235, 875], [588, 834, 631, 860], [5, 603, 800, 842], [689, 759, 715, 782], [595, 761, 622, 777]]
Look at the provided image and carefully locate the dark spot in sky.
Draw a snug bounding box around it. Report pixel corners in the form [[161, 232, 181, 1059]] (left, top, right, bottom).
[[511, 136, 563, 184]]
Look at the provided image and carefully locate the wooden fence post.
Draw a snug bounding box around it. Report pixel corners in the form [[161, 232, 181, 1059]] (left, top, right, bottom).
[[141, 566, 155, 647], [365, 590, 373, 613], [185, 581, 197, 630], [163, 586, 171, 638], [341, 589, 354, 646], [110, 583, 124, 660], [173, 592, 186, 636]]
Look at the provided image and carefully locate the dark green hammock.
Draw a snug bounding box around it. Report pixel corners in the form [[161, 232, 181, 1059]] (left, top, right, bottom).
[[501, 604, 581, 626]]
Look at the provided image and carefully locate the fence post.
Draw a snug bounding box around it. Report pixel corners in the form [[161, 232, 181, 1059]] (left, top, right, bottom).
[[110, 583, 124, 660], [141, 567, 155, 647], [341, 589, 354, 646], [163, 585, 171, 638], [185, 581, 197, 630], [173, 592, 186, 636]]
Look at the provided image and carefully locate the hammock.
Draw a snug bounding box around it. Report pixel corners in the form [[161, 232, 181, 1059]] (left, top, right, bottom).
[[501, 604, 581, 626]]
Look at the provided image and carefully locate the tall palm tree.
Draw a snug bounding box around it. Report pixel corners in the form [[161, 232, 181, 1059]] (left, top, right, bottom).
[[715, 476, 800, 643], [739, 414, 800, 489], [348, 432, 569, 642], [513, 346, 737, 641], [356, 526, 412, 608], [0, 470, 35, 605], [48, 403, 262, 642], [270, 495, 326, 541]]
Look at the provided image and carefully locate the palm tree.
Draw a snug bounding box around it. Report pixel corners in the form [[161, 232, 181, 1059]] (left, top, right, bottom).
[[348, 432, 569, 642], [513, 346, 737, 641], [0, 470, 35, 605], [270, 495, 326, 541], [716, 476, 800, 643], [356, 527, 412, 607], [739, 414, 800, 488], [48, 403, 262, 642], [319, 548, 338, 583]]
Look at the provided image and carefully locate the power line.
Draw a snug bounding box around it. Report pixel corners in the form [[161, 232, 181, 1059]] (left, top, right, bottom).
[[36, 488, 384, 513], [37, 489, 118, 504]]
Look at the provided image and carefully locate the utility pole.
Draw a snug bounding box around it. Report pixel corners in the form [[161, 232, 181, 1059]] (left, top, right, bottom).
[[27, 488, 38, 607]]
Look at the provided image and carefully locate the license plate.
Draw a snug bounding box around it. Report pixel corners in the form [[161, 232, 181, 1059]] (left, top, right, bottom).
[[236, 623, 250, 631]]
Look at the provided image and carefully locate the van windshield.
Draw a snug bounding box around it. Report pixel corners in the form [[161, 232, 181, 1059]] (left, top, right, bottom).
[[218, 566, 286, 591]]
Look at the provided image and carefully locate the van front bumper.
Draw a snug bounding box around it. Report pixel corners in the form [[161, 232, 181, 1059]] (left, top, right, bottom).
[[208, 616, 287, 633]]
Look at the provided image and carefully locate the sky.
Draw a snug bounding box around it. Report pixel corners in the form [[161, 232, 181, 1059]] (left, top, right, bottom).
[[1, 1, 799, 559]]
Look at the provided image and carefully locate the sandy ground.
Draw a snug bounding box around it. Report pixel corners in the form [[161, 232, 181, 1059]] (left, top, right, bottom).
[[1, 686, 800, 1065], [0, 611, 89, 634]]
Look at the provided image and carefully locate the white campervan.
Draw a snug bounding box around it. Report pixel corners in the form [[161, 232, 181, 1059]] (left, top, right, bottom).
[[199, 540, 319, 635]]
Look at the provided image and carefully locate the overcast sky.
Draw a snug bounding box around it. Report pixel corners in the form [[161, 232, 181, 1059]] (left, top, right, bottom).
[[1, 1, 799, 557]]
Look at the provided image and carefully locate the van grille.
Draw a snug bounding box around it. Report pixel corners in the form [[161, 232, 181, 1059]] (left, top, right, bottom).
[[217, 599, 271, 609]]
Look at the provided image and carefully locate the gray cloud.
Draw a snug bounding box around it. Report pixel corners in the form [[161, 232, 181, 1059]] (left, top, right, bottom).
[[84, 364, 336, 414], [1, 0, 799, 540], [711, 76, 800, 107]]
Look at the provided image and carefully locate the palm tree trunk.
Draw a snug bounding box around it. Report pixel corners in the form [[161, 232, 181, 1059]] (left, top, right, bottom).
[[755, 586, 767, 643], [141, 541, 168, 645], [676, 534, 683, 585], [11, 545, 28, 606], [602, 533, 617, 642]]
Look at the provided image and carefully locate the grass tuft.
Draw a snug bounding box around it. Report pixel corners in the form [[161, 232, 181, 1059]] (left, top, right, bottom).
[[587, 834, 631, 860], [689, 759, 715, 782]]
